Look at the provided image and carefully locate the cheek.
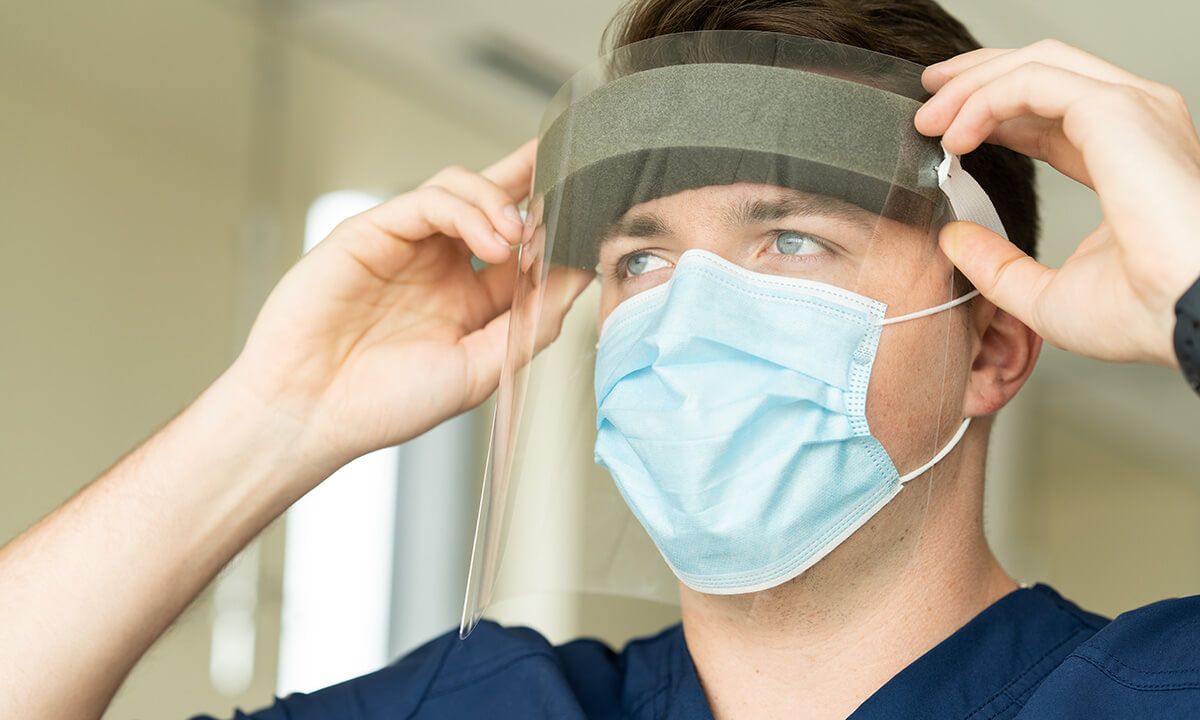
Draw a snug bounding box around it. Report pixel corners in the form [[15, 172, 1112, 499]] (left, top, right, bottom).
[[864, 317, 972, 472]]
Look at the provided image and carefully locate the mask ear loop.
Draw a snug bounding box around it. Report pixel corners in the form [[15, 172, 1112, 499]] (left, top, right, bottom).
[[877, 289, 980, 326], [875, 287, 974, 484], [898, 417, 971, 484]]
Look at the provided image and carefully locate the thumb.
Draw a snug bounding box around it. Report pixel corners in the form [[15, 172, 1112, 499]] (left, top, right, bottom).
[[939, 220, 1054, 334], [456, 266, 593, 411]]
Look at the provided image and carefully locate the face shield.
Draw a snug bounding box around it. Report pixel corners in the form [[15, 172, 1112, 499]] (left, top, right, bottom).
[[461, 29, 1009, 638]]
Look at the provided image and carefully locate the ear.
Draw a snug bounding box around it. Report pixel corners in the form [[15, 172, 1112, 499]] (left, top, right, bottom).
[[962, 300, 1042, 417]]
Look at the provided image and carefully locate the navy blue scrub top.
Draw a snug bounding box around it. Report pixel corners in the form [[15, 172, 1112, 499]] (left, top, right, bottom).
[[196, 583, 1200, 719]]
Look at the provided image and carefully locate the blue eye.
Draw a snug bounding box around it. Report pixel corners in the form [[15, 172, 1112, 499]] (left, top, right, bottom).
[[773, 231, 825, 256], [623, 252, 669, 277]]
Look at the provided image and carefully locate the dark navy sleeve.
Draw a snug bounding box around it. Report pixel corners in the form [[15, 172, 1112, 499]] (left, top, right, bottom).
[[1018, 594, 1200, 717]]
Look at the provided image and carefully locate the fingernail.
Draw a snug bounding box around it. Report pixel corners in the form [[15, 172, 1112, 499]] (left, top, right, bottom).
[[503, 205, 523, 226], [493, 231, 511, 249]]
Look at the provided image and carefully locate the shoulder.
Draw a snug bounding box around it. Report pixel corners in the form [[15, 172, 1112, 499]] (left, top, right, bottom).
[[1070, 593, 1200, 687], [1019, 593, 1200, 718], [197, 620, 681, 720]]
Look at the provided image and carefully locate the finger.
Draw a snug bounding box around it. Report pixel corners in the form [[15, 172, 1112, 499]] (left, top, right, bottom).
[[918, 39, 1149, 137], [939, 220, 1055, 335], [353, 184, 512, 269], [420, 164, 526, 244], [938, 63, 1114, 156], [529, 267, 596, 354], [480, 137, 538, 201], [986, 115, 1094, 188], [457, 266, 594, 410], [521, 221, 544, 276], [921, 39, 1147, 103], [512, 266, 595, 357], [455, 310, 513, 412], [922, 47, 1010, 93], [475, 253, 520, 317]]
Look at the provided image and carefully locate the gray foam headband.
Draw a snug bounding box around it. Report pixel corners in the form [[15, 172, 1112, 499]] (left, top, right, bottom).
[[532, 62, 946, 269]]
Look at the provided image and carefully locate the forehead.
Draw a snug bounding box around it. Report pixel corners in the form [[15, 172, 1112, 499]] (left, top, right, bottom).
[[591, 179, 948, 307], [599, 183, 878, 243]]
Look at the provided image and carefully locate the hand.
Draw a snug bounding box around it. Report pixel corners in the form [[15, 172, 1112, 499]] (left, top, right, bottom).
[[914, 39, 1200, 368], [225, 138, 592, 472]]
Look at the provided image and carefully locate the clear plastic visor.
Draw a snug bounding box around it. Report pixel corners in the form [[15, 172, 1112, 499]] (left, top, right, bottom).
[[462, 29, 976, 639]]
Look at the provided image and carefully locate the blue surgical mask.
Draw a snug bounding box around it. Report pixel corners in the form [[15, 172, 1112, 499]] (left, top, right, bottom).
[[593, 249, 975, 594]]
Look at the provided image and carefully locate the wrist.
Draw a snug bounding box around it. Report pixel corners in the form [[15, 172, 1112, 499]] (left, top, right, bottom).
[[201, 366, 343, 506]]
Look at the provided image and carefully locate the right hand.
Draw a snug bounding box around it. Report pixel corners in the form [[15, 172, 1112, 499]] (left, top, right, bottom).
[[224, 137, 592, 473], [915, 40, 1200, 368]]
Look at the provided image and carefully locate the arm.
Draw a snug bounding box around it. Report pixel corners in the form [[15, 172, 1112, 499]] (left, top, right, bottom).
[[0, 138, 590, 720], [0, 369, 328, 720]]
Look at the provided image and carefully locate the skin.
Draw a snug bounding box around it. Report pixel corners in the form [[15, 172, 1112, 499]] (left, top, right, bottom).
[[1, 39, 1198, 720]]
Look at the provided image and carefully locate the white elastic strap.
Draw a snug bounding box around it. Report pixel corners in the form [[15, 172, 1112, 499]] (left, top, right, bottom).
[[877, 288, 979, 326], [937, 147, 1010, 241], [898, 417, 972, 484]]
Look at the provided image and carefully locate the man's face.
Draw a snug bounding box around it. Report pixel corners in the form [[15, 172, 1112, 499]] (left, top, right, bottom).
[[594, 182, 974, 481]]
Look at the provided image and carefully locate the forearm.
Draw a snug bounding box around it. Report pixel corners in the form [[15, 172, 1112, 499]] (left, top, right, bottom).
[[0, 367, 336, 720]]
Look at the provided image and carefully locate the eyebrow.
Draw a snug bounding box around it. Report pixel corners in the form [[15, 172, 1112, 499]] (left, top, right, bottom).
[[600, 194, 875, 244]]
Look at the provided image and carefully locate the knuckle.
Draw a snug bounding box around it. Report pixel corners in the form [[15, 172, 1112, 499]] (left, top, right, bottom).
[[418, 184, 454, 204], [330, 214, 378, 245], [1009, 62, 1051, 99], [1017, 60, 1052, 76], [422, 163, 470, 188], [1082, 83, 1139, 116], [329, 215, 361, 238], [1110, 84, 1145, 108], [437, 163, 470, 179], [1032, 38, 1063, 52], [1010, 61, 1051, 91], [1153, 82, 1187, 109], [416, 186, 471, 226], [987, 252, 1025, 295]]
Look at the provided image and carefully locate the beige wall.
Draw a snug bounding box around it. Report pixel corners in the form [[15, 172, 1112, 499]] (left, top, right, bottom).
[[1, 4, 266, 715], [990, 353, 1200, 619]]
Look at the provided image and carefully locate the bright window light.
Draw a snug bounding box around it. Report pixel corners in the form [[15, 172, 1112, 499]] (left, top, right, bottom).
[[277, 190, 395, 697]]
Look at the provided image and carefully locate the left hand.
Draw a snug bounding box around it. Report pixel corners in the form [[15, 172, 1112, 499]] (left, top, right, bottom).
[[914, 38, 1200, 368]]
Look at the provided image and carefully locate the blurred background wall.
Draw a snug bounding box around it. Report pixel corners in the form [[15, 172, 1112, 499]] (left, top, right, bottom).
[[1, 1, 1198, 718]]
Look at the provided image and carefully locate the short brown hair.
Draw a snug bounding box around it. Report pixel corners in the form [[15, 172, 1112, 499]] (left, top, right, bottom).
[[600, 0, 1040, 260]]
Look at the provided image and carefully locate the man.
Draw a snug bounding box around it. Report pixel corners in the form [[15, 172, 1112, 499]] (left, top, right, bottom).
[[3, 2, 1200, 719]]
